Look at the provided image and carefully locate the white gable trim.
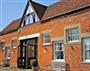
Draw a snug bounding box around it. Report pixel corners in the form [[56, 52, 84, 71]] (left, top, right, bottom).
[[26, 1, 40, 20], [19, 33, 40, 40], [26, 2, 34, 15]]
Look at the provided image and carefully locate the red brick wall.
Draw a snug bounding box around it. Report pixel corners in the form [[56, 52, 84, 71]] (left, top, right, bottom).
[[18, 10, 90, 70], [0, 32, 19, 67]]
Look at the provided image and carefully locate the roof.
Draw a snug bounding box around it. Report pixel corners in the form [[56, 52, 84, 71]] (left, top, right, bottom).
[[0, 0, 90, 35], [31, 1, 47, 19], [0, 19, 21, 35], [42, 0, 90, 21]]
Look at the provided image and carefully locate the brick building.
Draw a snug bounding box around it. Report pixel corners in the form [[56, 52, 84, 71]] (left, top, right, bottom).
[[0, 0, 90, 71]]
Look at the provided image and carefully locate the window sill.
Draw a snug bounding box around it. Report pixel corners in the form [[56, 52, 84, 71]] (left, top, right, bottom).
[[42, 43, 51, 46], [66, 40, 80, 44], [13, 47, 17, 49], [82, 60, 90, 64], [6, 57, 10, 60], [52, 59, 65, 63], [3, 48, 5, 50]]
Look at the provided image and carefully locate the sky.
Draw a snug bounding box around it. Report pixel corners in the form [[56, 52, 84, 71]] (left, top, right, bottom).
[[0, 0, 59, 31]]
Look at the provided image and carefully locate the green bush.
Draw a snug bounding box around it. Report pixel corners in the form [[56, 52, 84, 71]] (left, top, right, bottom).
[[30, 59, 38, 67]]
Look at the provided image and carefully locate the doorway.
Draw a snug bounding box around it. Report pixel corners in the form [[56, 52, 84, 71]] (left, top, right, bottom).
[[17, 38, 38, 68]]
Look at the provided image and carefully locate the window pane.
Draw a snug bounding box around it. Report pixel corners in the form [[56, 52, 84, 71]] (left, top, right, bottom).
[[5, 48, 10, 60], [12, 39, 17, 48], [43, 33, 51, 44], [83, 38, 90, 61], [54, 40, 64, 60], [85, 51, 90, 60], [22, 47, 25, 57], [2, 42, 6, 49], [66, 27, 79, 42], [55, 51, 64, 59]]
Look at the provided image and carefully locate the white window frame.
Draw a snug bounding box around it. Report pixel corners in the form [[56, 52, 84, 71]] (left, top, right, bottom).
[[66, 27, 80, 43], [53, 40, 65, 62], [42, 32, 51, 45], [82, 37, 90, 63]]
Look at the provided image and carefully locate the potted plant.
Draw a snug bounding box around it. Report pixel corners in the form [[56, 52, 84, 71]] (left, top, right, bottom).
[[30, 59, 38, 71]]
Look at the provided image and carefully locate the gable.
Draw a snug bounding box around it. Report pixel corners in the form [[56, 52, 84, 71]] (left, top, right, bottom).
[[20, 1, 47, 27], [21, 1, 40, 27]]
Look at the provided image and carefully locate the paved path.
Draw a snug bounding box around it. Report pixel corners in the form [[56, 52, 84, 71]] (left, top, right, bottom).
[[0, 67, 32, 71]]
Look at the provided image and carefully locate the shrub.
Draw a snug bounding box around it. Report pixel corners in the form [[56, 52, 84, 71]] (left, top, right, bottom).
[[30, 59, 38, 67]]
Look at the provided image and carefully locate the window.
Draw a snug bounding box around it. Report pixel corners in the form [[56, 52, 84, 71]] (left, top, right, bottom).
[[21, 12, 39, 27], [2, 42, 6, 49], [24, 13, 35, 25], [82, 37, 90, 62], [12, 39, 17, 48], [5, 47, 10, 60], [53, 40, 64, 60], [26, 39, 36, 46], [42, 32, 51, 45], [66, 27, 79, 42]]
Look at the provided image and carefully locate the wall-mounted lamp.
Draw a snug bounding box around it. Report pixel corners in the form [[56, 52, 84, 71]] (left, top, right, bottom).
[[43, 48, 47, 53]]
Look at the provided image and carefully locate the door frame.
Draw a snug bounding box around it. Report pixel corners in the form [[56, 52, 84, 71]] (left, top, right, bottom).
[[18, 37, 38, 68]]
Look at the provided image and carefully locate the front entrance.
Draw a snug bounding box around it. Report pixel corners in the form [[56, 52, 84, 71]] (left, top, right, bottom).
[[17, 38, 38, 68]]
